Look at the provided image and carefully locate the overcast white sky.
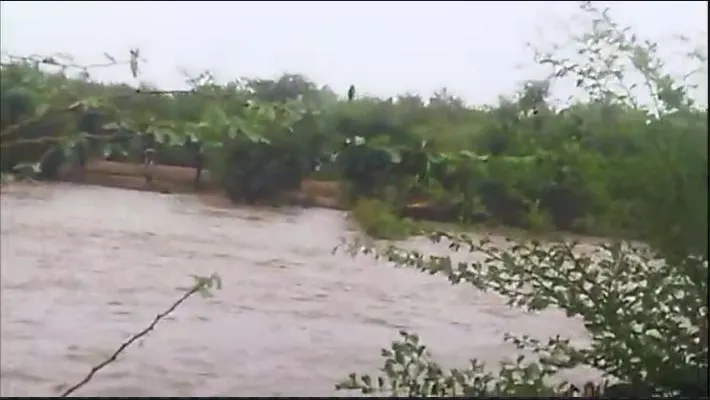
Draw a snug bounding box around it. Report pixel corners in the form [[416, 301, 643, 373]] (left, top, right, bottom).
[[1, 1, 707, 106]]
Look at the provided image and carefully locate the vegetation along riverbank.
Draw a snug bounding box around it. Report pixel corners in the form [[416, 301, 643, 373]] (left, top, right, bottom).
[[1, 1, 706, 397]]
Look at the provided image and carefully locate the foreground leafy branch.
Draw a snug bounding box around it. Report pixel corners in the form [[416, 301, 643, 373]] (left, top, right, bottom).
[[332, 1, 707, 398], [335, 232, 707, 397], [336, 330, 623, 397], [58, 274, 222, 397]]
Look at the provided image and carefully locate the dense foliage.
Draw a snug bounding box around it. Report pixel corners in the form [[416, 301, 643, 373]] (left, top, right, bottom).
[[2, 5, 705, 240], [333, 3, 708, 398], [1, 1, 706, 397]]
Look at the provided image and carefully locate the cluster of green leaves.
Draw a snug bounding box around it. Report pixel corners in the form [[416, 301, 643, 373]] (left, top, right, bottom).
[[0, 54, 316, 202], [350, 197, 417, 240], [337, 233, 707, 397], [334, 1, 707, 398]]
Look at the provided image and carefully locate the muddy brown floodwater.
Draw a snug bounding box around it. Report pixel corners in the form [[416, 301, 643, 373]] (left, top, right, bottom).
[[1, 183, 603, 397]]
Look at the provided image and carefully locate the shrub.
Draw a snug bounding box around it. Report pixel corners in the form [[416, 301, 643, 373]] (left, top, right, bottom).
[[335, 1, 708, 397], [351, 198, 416, 240]]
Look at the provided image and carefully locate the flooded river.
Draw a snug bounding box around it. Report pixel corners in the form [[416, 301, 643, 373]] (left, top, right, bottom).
[[1, 183, 601, 397]]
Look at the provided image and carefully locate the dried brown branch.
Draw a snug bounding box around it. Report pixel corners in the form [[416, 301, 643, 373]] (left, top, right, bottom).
[[59, 284, 202, 397]]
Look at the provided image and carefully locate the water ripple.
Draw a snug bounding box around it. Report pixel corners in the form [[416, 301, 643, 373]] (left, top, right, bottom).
[[1, 183, 598, 397]]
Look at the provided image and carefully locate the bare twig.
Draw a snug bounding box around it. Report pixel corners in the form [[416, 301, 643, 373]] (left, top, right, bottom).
[[0, 52, 130, 70], [135, 89, 197, 95], [59, 284, 202, 397]]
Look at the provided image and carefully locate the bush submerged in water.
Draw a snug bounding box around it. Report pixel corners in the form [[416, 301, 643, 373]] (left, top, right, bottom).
[[351, 198, 416, 240]]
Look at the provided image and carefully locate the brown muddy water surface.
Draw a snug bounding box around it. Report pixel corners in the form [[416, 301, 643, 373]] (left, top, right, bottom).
[[1, 183, 602, 397]]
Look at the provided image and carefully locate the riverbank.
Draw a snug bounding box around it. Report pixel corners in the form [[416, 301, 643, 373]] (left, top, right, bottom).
[[2, 160, 625, 243], [49, 160, 348, 210]]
